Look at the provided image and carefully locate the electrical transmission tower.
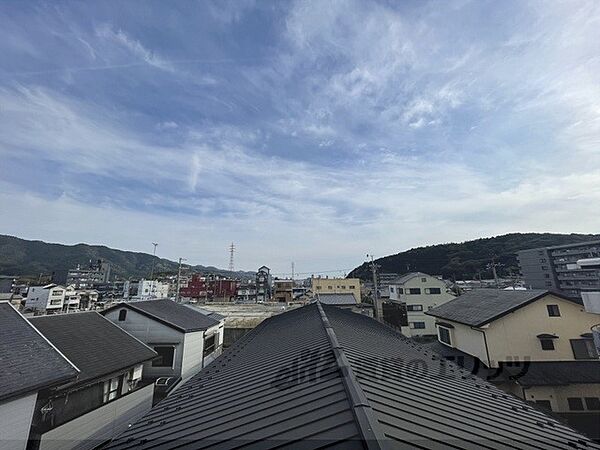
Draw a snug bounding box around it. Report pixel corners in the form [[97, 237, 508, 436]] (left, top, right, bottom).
[[228, 243, 235, 272]]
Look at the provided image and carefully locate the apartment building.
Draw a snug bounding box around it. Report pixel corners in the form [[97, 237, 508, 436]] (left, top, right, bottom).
[[66, 260, 111, 289], [388, 272, 455, 336], [518, 240, 600, 298], [123, 279, 170, 300], [256, 266, 272, 302], [310, 277, 361, 302], [24, 284, 66, 314], [273, 279, 294, 303], [427, 289, 600, 438]]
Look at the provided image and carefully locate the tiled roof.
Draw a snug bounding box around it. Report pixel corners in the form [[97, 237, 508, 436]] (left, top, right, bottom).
[[316, 293, 357, 305], [426, 289, 581, 327], [102, 299, 221, 332], [106, 303, 597, 449], [30, 312, 156, 386], [0, 302, 78, 401]]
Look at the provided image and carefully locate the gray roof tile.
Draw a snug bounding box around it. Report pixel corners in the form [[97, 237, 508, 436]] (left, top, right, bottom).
[[30, 312, 156, 386], [0, 302, 78, 401], [106, 303, 599, 449], [316, 293, 357, 305], [426, 289, 581, 327]]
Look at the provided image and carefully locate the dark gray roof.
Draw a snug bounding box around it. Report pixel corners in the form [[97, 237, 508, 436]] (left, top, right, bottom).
[[103, 299, 221, 332], [426, 289, 581, 327], [498, 361, 600, 387], [106, 303, 597, 449], [30, 312, 156, 387], [0, 302, 79, 401], [316, 293, 357, 305], [185, 305, 226, 322]]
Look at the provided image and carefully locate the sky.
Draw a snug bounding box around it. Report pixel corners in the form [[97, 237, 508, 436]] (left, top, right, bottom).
[[0, 0, 599, 276]]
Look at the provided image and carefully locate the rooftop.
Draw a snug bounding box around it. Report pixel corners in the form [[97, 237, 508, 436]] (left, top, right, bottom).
[[0, 302, 79, 402], [106, 303, 596, 449], [426, 289, 581, 327], [316, 292, 358, 305], [391, 272, 434, 285], [102, 299, 222, 332], [30, 312, 156, 387]]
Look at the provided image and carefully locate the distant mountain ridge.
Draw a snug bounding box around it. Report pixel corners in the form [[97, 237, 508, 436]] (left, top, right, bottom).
[[0, 234, 256, 283], [348, 233, 600, 281]]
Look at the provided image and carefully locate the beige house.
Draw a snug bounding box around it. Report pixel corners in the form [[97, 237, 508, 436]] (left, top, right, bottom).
[[427, 289, 600, 438], [310, 277, 361, 302], [388, 272, 455, 336]]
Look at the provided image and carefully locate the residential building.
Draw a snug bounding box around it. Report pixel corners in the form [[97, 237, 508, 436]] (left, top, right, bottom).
[[310, 276, 361, 302], [66, 259, 111, 289], [105, 303, 597, 449], [102, 299, 225, 383], [123, 279, 169, 300], [388, 272, 455, 336], [24, 284, 66, 314], [78, 289, 99, 310], [0, 302, 79, 450], [28, 312, 156, 450], [273, 279, 294, 303], [179, 274, 238, 302], [518, 240, 600, 298], [62, 285, 80, 311], [235, 282, 257, 302], [315, 292, 371, 316], [255, 265, 272, 302], [426, 289, 600, 438]]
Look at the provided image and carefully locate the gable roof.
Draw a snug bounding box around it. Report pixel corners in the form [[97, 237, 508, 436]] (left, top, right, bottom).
[[0, 302, 79, 402], [102, 299, 221, 332], [426, 289, 581, 327], [391, 271, 432, 284], [316, 292, 358, 305], [106, 303, 597, 449], [30, 312, 156, 387]]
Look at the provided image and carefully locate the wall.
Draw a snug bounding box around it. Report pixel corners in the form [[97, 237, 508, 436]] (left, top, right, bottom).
[[484, 294, 599, 366], [37, 383, 153, 450], [103, 308, 184, 378], [519, 384, 600, 413], [0, 393, 37, 450], [441, 321, 491, 366], [180, 330, 205, 380], [311, 278, 361, 302], [389, 275, 455, 336]]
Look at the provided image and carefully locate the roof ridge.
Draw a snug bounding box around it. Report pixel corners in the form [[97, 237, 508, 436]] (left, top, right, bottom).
[[315, 302, 387, 449]]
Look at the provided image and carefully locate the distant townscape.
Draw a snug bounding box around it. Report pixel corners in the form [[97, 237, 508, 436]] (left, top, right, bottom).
[[1, 235, 599, 448]]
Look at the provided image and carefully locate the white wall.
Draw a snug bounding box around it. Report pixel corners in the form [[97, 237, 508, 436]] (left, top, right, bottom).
[[103, 308, 184, 378], [180, 330, 205, 380], [0, 393, 37, 450], [38, 383, 153, 450]]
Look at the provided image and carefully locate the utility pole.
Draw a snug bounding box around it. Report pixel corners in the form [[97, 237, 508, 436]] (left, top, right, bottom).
[[175, 258, 186, 303], [367, 254, 382, 322], [150, 242, 158, 280], [291, 262, 295, 282], [228, 243, 235, 272]]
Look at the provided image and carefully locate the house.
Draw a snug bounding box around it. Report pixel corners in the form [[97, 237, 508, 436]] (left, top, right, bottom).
[[255, 265, 272, 302], [0, 302, 79, 450], [315, 292, 372, 316], [426, 289, 600, 438], [235, 282, 257, 302], [24, 284, 66, 314], [28, 312, 157, 450], [273, 279, 294, 303], [388, 272, 455, 336], [105, 303, 598, 449], [63, 285, 80, 312], [101, 299, 225, 382], [310, 276, 361, 302]]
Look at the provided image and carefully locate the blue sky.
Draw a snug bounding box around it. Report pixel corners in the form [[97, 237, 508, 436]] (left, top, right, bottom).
[[1, 0, 599, 275]]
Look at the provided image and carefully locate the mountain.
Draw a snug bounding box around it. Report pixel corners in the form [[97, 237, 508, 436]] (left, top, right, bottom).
[[0, 235, 255, 283], [348, 233, 600, 281]]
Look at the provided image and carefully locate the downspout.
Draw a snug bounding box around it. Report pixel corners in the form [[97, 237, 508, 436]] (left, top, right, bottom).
[[470, 326, 491, 368]]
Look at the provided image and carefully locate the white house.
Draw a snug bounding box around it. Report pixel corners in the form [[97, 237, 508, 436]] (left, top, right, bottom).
[[102, 299, 225, 383], [124, 280, 170, 300], [0, 302, 79, 450], [24, 284, 66, 314], [388, 272, 455, 336], [63, 285, 80, 312]]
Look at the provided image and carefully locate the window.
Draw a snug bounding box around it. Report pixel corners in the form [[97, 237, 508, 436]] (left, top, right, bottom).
[[439, 327, 451, 345], [204, 334, 216, 356], [398, 288, 403, 294], [103, 376, 121, 403], [425, 287, 441, 294], [316, 286, 321, 290], [546, 304, 560, 317], [571, 339, 599, 359], [408, 288, 421, 295], [535, 400, 552, 411], [153, 346, 175, 367], [539, 258, 547, 263], [349, 285, 355, 289], [328, 286, 333, 290], [406, 304, 423, 311], [540, 339, 555, 350], [390, 287, 395, 293], [421, 277, 427, 282], [585, 398, 600, 411], [567, 398, 584, 411], [544, 274, 550, 278], [410, 322, 426, 329], [118, 309, 127, 321]]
